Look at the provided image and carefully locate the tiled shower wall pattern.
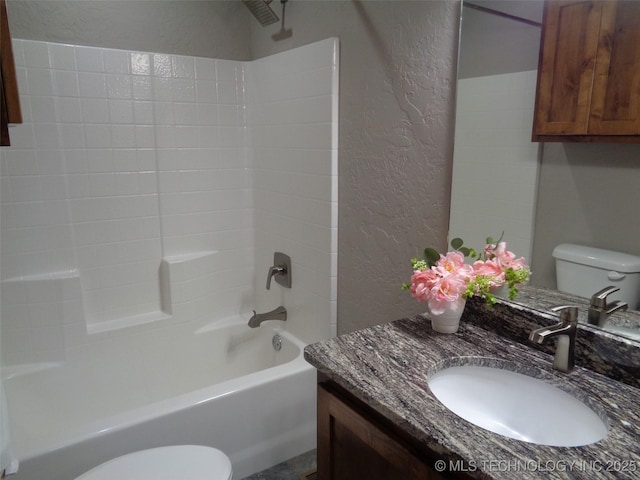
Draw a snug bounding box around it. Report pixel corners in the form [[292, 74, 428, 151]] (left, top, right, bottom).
[[1, 39, 337, 365], [248, 39, 338, 342], [449, 70, 539, 262]]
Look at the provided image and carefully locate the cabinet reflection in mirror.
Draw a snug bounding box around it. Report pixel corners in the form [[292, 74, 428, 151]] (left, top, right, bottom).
[[449, 1, 640, 342]]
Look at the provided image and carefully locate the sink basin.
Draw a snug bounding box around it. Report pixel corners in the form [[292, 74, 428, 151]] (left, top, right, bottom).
[[428, 362, 608, 447]]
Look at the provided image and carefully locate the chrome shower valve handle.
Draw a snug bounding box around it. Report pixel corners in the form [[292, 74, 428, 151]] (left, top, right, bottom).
[[265, 252, 292, 290]]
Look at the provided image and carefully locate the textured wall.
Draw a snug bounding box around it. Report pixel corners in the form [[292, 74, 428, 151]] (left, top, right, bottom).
[[250, 1, 460, 333], [6, 0, 252, 60]]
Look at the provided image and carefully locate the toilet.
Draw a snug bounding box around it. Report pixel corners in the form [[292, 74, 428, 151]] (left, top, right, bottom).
[[75, 445, 233, 480], [553, 243, 640, 309]]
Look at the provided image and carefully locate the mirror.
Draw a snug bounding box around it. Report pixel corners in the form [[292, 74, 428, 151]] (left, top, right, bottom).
[[450, 0, 542, 263], [449, 0, 640, 341]]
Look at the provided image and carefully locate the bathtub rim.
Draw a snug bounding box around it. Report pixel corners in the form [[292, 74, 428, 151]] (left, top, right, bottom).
[[5, 320, 314, 462]]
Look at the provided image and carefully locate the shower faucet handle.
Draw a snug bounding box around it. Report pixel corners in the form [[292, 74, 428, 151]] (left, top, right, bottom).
[[266, 252, 292, 290], [266, 265, 286, 289]]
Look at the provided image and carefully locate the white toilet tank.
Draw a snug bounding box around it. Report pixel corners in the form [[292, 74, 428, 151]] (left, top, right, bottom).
[[553, 244, 640, 309]]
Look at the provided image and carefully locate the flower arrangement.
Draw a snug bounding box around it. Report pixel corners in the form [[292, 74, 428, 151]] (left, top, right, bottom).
[[402, 235, 531, 314]]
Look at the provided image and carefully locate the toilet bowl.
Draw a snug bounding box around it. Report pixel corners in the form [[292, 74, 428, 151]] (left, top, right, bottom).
[[75, 445, 233, 480]]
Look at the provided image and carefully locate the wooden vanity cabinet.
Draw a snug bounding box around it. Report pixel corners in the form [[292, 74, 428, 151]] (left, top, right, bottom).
[[533, 0, 640, 142], [1, 0, 22, 146], [317, 381, 464, 480]]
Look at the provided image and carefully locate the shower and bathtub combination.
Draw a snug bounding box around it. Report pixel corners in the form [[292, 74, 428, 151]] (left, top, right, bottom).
[[0, 36, 339, 479]]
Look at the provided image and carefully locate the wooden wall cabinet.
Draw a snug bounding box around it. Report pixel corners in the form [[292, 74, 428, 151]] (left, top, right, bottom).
[[1, 0, 22, 146], [533, 0, 640, 142], [317, 382, 461, 480]]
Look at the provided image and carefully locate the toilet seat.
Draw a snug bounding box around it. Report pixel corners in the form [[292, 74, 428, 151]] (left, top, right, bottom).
[[75, 445, 233, 480]]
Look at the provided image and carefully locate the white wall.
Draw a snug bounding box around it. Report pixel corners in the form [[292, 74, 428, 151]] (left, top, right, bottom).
[[0, 38, 337, 366], [248, 38, 339, 342], [449, 70, 540, 261]]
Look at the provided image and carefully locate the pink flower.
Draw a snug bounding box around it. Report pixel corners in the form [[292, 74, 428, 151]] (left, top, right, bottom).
[[408, 252, 473, 311], [486, 242, 527, 271], [428, 274, 468, 315], [472, 259, 505, 286], [406, 237, 530, 309], [409, 269, 439, 303], [434, 251, 474, 279]]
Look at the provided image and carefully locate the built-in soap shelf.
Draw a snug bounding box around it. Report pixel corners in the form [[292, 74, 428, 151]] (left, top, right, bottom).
[[1, 270, 84, 366], [86, 310, 172, 335], [89, 250, 220, 334], [2, 269, 81, 283], [1, 269, 83, 313], [1, 252, 222, 365]]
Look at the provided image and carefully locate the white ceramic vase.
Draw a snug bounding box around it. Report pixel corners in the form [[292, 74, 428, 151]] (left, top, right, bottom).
[[427, 300, 466, 334], [490, 284, 510, 299]]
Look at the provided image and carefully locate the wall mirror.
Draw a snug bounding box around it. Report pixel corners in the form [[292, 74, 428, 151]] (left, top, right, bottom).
[[449, 0, 640, 341]]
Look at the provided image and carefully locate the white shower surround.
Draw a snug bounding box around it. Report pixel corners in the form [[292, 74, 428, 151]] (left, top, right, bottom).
[[449, 70, 539, 262], [3, 319, 316, 480], [1, 37, 338, 366]]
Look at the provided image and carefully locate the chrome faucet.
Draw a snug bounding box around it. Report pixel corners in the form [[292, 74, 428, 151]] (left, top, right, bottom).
[[587, 286, 628, 327], [248, 306, 287, 328], [266, 252, 292, 290], [529, 305, 578, 373]]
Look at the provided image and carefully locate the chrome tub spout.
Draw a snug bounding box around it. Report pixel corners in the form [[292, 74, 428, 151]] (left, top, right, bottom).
[[248, 306, 287, 328]]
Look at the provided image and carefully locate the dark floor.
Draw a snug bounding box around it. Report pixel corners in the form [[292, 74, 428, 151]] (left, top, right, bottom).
[[240, 449, 317, 480]]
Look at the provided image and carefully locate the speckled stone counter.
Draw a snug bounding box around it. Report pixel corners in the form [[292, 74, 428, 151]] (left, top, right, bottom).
[[304, 315, 640, 479], [511, 285, 640, 336], [464, 293, 640, 388]]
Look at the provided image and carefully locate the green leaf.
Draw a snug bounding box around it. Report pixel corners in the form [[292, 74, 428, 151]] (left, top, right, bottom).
[[450, 237, 464, 250], [424, 247, 440, 267], [458, 246, 471, 257]]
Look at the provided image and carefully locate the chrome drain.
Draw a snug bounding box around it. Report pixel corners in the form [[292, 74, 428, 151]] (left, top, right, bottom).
[[272, 334, 282, 351]]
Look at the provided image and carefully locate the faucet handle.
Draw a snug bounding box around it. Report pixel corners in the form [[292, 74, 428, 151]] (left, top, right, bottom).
[[266, 265, 286, 289], [550, 305, 579, 325], [265, 252, 292, 290], [590, 286, 620, 308]]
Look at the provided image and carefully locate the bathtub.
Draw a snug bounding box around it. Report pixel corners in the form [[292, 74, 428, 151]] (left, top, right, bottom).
[[2, 317, 317, 480]]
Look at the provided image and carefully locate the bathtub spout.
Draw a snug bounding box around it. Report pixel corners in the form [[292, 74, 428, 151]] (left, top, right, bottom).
[[248, 306, 287, 328]]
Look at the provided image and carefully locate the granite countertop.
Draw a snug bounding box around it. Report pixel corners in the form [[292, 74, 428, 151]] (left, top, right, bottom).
[[514, 285, 640, 338], [304, 317, 640, 479]]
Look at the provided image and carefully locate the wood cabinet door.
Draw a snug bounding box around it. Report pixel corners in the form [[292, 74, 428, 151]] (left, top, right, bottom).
[[534, 0, 604, 136], [588, 1, 640, 135], [1, 0, 22, 146], [317, 384, 445, 480]]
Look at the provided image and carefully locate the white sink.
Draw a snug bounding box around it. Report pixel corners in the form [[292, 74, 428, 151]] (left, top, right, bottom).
[[428, 362, 608, 447]]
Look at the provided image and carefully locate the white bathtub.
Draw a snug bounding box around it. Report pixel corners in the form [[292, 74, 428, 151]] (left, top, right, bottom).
[[2, 318, 317, 480]]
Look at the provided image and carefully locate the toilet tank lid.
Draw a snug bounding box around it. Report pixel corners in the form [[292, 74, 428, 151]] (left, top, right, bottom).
[[553, 244, 640, 273]]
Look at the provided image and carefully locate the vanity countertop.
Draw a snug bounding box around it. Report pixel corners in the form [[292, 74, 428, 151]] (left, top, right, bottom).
[[304, 317, 640, 479]]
